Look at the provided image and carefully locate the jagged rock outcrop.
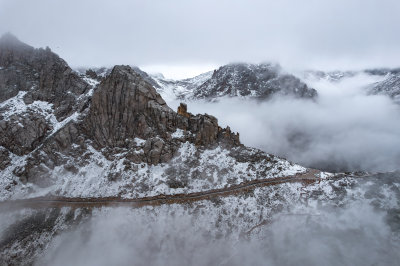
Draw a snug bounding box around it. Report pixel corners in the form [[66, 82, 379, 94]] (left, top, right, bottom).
[[83, 65, 240, 165], [85, 68, 101, 81], [0, 34, 242, 186], [85, 65, 172, 147], [85, 65, 240, 148], [0, 34, 37, 102], [177, 103, 190, 117], [0, 33, 92, 157], [0, 113, 51, 155], [77, 65, 161, 89], [0, 33, 90, 119]]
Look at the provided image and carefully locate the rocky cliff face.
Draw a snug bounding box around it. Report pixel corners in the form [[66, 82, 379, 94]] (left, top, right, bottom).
[[83, 65, 240, 163], [76, 65, 161, 89], [85, 65, 171, 147], [0, 33, 89, 118], [0, 33, 91, 159]]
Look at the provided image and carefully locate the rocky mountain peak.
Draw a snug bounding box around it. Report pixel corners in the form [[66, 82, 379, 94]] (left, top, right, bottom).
[[85, 65, 171, 147], [84, 64, 240, 150], [109, 65, 165, 104], [193, 63, 317, 100], [0, 34, 91, 159], [0, 32, 32, 50], [0, 33, 60, 69], [0, 33, 33, 68], [0, 34, 89, 118], [0, 58, 243, 186]]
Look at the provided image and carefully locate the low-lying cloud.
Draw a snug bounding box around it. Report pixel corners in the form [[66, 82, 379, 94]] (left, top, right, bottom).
[[35, 176, 400, 266], [185, 74, 400, 172]]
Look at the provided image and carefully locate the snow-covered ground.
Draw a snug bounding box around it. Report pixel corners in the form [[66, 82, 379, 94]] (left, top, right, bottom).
[[0, 140, 307, 200]]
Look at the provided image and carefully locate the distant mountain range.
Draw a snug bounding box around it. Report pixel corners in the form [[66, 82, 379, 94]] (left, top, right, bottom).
[[76, 63, 400, 105], [76, 63, 318, 102]]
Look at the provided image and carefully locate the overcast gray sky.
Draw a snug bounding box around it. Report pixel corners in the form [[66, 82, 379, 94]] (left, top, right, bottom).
[[1, 0, 399, 78]]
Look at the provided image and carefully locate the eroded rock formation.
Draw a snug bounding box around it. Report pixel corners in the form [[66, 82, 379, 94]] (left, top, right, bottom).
[[0, 35, 241, 186]]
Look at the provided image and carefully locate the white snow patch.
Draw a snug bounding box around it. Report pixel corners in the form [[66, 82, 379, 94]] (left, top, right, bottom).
[[48, 112, 79, 136], [171, 129, 185, 139], [0, 91, 29, 119], [134, 137, 146, 146], [82, 77, 100, 87], [279, 163, 307, 176]]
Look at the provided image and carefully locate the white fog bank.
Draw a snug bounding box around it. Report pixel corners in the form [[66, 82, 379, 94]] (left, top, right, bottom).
[[186, 74, 400, 172], [35, 172, 400, 266]]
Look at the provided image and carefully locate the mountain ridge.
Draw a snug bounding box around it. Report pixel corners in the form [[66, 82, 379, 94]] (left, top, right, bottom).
[[0, 34, 305, 201]]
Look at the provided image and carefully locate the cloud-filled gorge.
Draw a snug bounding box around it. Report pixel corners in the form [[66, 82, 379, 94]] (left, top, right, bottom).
[[187, 73, 400, 173]]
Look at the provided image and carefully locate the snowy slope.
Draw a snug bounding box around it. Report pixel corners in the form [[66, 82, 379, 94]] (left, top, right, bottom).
[[368, 73, 400, 103], [152, 71, 213, 102], [0, 139, 307, 200]]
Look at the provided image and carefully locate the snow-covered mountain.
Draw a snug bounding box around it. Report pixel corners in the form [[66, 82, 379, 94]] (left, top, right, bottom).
[[367, 73, 400, 103], [1, 34, 399, 265], [302, 68, 400, 104], [152, 71, 213, 102], [0, 34, 321, 263], [0, 34, 309, 202], [150, 63, 318, 101], [191, 63, 317, 100], [76, 65, 400, 106], [302, 70, 357, 82]]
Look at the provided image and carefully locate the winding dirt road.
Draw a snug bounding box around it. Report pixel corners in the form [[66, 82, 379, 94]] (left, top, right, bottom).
[[0, 169, 326, 210]]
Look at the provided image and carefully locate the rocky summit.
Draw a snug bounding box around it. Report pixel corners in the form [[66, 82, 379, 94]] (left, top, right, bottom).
[[0, 33, 90, 159]]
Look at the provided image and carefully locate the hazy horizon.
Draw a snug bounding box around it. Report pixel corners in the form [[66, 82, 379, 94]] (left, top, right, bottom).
[[2, 31, 400, 80], [1, 0, 400, 79]]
